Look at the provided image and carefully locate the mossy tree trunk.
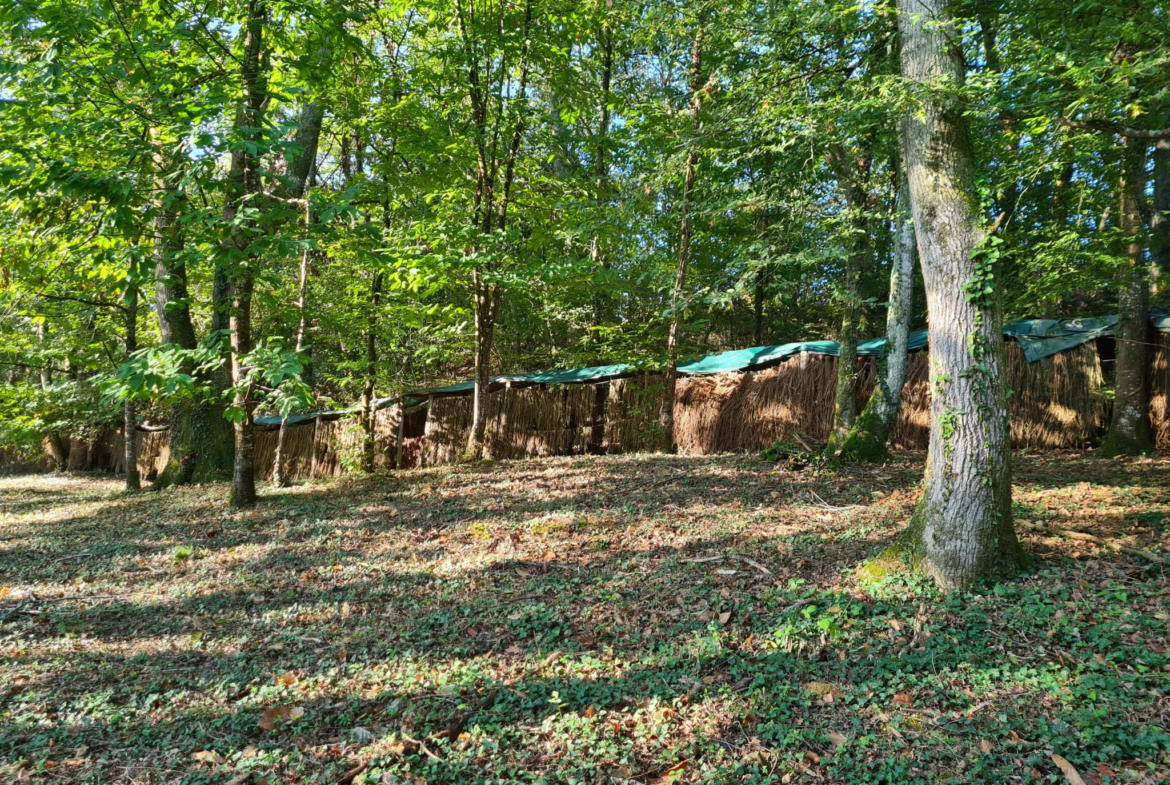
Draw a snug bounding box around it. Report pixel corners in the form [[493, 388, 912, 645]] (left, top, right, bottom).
[[1102, 139, 1152, 456], [841, 163, 916, 461], [825, 143, 871, 455], [890, 0, 1024, 589]]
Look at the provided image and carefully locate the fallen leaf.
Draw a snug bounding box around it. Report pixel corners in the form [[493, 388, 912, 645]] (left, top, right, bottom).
[[718, 611, 732, 625], [1086, 762, 1117, 785], [1050, 753, 1087, 785], [191, 750, 226, 765], [257, 705, 305, 731], [979, 739, 993, 753], [274, 671, 298, 687], [829, 731, 847, 746]]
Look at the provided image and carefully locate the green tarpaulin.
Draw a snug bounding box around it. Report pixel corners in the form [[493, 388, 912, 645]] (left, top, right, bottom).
[[263, 312, 1167, 424]]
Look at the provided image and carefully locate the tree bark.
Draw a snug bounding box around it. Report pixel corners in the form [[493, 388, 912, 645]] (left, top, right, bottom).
[[468, 272, 500, 457], [889, 0, 1024, 589], [123, 280, 140, 491], [463, 0, 532, 460], [273, 170, 316, 487], [825, 145, 870, 454], [841, 162, 916, 461], [150, 139, 235, 488], [1101, 139, 1153, 456], [1151, 139, 1170, 285], [659, 24, 705, 453], [361, 272, 382, 473], [226, 0, 268, 508], [826, 214, 864, 452], [587, 23, 614, 455]]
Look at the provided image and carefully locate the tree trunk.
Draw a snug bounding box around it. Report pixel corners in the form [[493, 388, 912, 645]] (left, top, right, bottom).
[[468, 272, 500, 458], [887, 0, 1024, 589], [753, 275, 765, 346], [226, 0, 268, 508], [465, 1, 532, 460], [841, 164, 916, 461], [361, 272, 382, 473], [1102, 139, 1153, 456], [273, 184, 315, 487], [826, 229, 864, 453], [1151, 139, 1170, 286], [123, 281, 140, 491], [659, 24, 704, 453], [587, 23, 614, 455], [150, 141, 235, 488]]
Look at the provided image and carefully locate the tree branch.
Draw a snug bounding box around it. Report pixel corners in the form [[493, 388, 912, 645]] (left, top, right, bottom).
[[1057, 117, 1170, 139]]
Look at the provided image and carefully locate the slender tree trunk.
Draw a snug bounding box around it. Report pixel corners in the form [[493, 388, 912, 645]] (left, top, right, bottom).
[[1052, 160, 1075, 227], [1151, 139, 1170, 286], [273, 184, 315, 487], [825, 143, 870, 454], [123, 281, 140, 491], [659, 24, 705, 453], [826, 222, 864, 453], [361, 272, 382, 473], [753, 276, 766, 346], [1102, 139, 1153, 456], [226, 0, 268, 508], [587, 23, 614, 455], [465, 0, 532, 460], [887, 0, 1023, 589], [468, 272, 500, 457], [842, 162, 917, 461]]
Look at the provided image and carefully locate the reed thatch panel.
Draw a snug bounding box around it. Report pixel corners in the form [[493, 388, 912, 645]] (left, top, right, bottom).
[[674, 353, 841, 454], [424, 396, 472, 466], [889, 343, 1106, 450], [604, 374, 666, 453], [890, 353, 931, 449], [136, 430, 172, 478], [373, 406, 401, 471], [1006, 341, 1106, 448], [0, 445, 53, 474], [1148, 333, 1170, 450]]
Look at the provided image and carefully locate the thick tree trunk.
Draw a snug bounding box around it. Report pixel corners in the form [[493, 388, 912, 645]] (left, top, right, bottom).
[[659, 25, 704, 453], [841, 167, 916, 461], [1102, 140, 1153, 456], [123, 282, 140, 491], [226, 0, 267, 508], [150, 147, 235, 488], [888, 0, 1023, 589]]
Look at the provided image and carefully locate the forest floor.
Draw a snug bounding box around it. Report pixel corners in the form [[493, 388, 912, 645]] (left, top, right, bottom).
[[0, 452, 1168, 785]]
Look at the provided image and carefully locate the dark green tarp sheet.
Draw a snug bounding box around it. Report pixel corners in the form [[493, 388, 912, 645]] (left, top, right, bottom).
[[265, 312, 1168, 423]]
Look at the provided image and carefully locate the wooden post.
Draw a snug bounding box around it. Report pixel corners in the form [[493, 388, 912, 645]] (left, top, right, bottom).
[[395, 397, 406, 470]]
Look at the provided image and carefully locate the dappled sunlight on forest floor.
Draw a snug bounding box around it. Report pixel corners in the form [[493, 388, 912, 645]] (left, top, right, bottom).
[[1, 453, 1167, 784]]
